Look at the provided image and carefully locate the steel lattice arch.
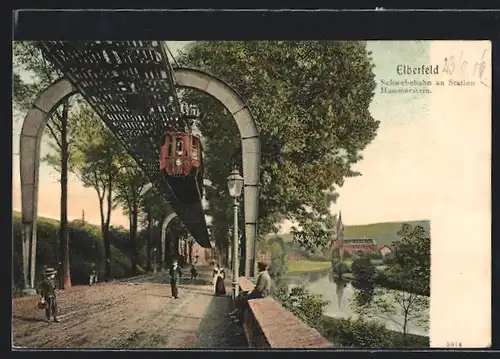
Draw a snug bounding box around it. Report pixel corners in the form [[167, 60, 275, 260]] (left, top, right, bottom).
[[38, 41, 212, 247]]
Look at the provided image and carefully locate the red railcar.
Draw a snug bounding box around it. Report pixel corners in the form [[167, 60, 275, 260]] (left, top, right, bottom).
[[160, 132, 204, 204]]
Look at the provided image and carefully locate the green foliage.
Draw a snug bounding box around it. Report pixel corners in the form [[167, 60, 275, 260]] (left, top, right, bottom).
[[70, 106, 128, 278], [351, 223, 430, 345], [374, 268, 427, 297], [351, 287, 429, 343], [322, 317, 392, 348], [75, 124, 125, 197], [178, 41, 379, 250], [321, 316, 429, 348], [140, 186, 174, 225], [392, 224, 430, 295], [330, 247, 352, 262], [114, 156, 149, 218], [331, 258, 350, 274], [12, 216, 59, 288], [113, 154, 150, 275], [267, 236, 288, 285], [12, 213, 151, 290], [350, 254, 377, 305], [12, 42, 61, 111], [273, 285, 329, 329]]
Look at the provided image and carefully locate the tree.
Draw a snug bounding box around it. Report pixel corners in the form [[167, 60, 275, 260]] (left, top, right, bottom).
[[257, 236, 270, 255], [350, 254, 376, 306], [351, 224, 430, 345], [73, 106, 125, 280], [13, 41, 83, 289], [352, 287, 429, 346], [139, 187, 174, 271], [391, 224, 430, 296], [203, 182, 234, 265], [178, 41, 379, 253], [267, 236, 288, 287], [114, 156, 149, 275]]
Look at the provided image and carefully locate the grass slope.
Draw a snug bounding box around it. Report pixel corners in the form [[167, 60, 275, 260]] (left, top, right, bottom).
[[271, 220, 430, 249], [13, 210, 60, 226], [287, 259, 331, 276]]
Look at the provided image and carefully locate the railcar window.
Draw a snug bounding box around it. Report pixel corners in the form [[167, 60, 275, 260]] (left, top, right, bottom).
[[191, 138, 198, 160], [176, 138, 183, 155], [167, 138, 172, 157]]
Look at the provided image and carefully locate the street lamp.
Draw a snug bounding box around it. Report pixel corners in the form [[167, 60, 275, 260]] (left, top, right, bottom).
[[209, 240, 216, 264], [188, 236, 196, 264], [227, 168, 244, 299], [153, 248, 157, 273]]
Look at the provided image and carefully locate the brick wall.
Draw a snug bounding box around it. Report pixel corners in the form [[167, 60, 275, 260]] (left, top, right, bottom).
[[344, 243, 377, 254], [238, 277, 332, 348]]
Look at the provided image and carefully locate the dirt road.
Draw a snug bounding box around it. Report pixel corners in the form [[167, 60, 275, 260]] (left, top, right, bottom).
[[12, 267, 246, 349]]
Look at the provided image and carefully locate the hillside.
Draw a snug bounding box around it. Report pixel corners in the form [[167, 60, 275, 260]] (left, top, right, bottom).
[[13, 210, 60, 226], [12, 210, 103, 231], [270, 220, 430, 249]]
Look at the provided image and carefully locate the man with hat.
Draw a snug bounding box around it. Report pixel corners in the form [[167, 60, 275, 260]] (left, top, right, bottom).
[[169, 258, 183, 299], [228, 261, 271, 324], [39, 267, 60, 323]]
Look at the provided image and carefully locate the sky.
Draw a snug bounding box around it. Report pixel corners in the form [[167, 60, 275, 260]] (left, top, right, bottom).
[[12, 41, 435, 229]]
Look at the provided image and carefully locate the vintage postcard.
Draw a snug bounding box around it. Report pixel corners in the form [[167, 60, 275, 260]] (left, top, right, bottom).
[[12, 40, 490, 349]]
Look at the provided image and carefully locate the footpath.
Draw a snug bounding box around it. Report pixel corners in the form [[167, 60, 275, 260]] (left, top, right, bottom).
[[12, 265, 246, 349]]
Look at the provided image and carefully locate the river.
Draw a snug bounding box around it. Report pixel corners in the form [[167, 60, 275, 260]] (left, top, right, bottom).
[[287, 271, 429, 337]]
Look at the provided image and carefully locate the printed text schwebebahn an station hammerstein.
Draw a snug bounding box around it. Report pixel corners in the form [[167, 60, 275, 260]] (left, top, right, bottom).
[[380, 64, 475, 94]]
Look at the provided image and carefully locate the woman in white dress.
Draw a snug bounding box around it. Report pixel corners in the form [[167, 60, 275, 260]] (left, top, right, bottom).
[[212, 264, 219, 285], [213, 264, 226, 296]]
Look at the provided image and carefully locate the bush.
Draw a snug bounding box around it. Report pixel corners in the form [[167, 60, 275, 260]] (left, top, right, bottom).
[[321, 317, 392, 348], [321, 316, 429, 348], [351, 256, 377, 305], [273, 285, 329, 330], [375, 270, 430, 297], [269, 242, 288, 284], [13, 216, 60, 288], [12, 214, 153, 291]]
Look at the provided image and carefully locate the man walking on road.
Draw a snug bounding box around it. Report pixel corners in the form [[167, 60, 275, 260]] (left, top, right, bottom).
[[89, 263, 98, 286], [39, 267, 60, 323], [169, 259, 183, 299]]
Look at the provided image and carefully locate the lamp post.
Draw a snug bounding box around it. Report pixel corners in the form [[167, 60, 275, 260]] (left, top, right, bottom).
[[188, 236, 195, 264], [210, 240, 216, 264], [153, 248, 157, 273], [227, 168, 244, 299]]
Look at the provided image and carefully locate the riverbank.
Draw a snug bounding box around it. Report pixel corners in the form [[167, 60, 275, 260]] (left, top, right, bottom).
[[286, 258, 429, 297], [319, 315, 429, 348], [287, 258, 384, 280], [287, 260, 331, 276]]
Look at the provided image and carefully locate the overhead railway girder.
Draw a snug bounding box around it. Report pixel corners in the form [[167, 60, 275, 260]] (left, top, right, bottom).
[[38, 40, 211, 248]]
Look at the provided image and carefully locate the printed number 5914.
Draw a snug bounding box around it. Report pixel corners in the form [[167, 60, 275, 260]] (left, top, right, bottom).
[[446, 342, 462, 348]]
